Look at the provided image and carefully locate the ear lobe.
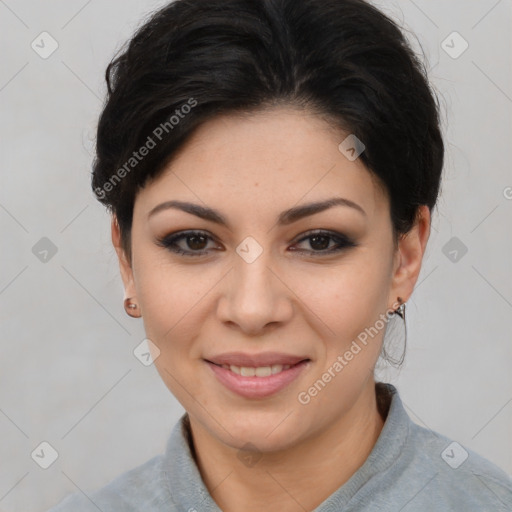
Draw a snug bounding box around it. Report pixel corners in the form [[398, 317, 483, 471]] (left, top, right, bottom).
[[111, 216, 137, 301], [388, 206, 431, 305]]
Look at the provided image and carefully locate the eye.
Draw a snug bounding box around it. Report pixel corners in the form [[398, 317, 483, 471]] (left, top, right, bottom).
[[155, 230, 220, 257], [156, 229, 356, 258], [290, 230, 357, 256]]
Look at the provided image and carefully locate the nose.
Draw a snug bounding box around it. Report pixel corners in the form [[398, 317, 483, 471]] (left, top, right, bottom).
[[216, 249, 293, 335]]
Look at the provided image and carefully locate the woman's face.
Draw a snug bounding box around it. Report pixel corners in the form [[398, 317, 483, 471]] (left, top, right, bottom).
[[114, 106, 427, 453]]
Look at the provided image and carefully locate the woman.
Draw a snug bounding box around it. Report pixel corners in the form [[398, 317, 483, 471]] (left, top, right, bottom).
[[49, 0, 512, 510]]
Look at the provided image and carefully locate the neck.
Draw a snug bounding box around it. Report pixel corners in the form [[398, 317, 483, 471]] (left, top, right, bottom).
[[188, 379, 387, 512]]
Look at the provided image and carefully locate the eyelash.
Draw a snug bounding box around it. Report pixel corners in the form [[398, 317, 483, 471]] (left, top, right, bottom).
[[155, 230, 357, 257]]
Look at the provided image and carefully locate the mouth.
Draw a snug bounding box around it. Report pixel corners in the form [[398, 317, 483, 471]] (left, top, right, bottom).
[[204, 353, 311, 399]]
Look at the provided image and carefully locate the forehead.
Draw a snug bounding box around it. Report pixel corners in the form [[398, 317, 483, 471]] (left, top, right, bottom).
[[135, 107, 388, 223]]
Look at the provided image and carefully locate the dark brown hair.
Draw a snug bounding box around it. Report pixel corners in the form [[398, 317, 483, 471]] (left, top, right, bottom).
[[92, 0, 444, 263]]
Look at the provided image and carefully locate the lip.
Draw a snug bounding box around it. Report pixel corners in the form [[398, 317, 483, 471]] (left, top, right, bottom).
[[205, 353, 311, 399]]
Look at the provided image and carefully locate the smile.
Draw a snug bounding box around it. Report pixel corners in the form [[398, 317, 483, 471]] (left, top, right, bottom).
[[205, 357, 311, 399]]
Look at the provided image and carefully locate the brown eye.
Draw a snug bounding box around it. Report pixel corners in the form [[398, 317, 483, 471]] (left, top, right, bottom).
[[156, 230, 219, 257], [291, 230, 357, 256], [186, 234, 208, 250], [308, 234, 331, 251], [156, 229, 356, 258]]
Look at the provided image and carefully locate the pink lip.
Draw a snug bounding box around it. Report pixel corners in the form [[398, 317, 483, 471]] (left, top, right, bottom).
[[205, 357, 311, 399]]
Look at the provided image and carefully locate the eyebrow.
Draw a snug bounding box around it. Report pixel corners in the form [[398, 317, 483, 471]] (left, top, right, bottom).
[[147, 197, 366, 228]]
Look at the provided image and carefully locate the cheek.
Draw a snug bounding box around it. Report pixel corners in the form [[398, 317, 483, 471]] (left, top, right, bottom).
[[135, 247, 392, 344], [136, 263, 209, 344], [294, 255, 392, 339], [134, 260, 213, 407], [135, 251, 211, 336], [294, 260, 391, 408]]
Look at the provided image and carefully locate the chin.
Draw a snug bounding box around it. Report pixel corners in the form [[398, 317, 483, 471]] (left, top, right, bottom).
[[208, 405, 307, 453]]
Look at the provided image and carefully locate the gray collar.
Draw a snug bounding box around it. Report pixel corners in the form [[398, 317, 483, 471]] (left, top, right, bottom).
[[161, 382, 409, 510]]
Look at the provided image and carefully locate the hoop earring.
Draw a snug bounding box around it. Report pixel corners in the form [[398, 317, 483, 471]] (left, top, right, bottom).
[[378, 297, 407, 368], [124, 298, 141, 318]]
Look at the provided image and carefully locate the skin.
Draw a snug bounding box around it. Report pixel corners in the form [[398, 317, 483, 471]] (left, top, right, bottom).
[[112, 106, 430, 511]]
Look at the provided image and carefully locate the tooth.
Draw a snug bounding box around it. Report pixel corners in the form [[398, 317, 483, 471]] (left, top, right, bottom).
[[226, 364, 292, 376], [271, 364, 283, 374], [222, 364, 230, 369], [255, 366, 272, 377]]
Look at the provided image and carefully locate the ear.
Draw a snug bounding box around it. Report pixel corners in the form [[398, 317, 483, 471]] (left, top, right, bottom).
[[388, 205, 431, 307], [111, 216, 137, 302]]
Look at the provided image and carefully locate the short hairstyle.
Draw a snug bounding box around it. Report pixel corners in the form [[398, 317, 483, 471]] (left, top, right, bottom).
[[92, 0, 444, 262]]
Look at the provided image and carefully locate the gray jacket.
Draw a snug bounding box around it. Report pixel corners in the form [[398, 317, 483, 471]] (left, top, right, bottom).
[[47, 383, 512, 511]]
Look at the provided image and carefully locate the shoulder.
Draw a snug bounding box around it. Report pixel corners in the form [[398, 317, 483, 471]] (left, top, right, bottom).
[[361, 384, 512, 511], [46, 453, 176, 512], [400, 420, 512, 510]]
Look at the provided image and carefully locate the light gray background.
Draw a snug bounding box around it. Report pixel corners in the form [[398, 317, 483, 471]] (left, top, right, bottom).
[[1, 0, 511, 510]]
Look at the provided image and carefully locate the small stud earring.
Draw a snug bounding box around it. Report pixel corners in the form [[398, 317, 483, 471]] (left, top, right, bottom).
[[124, 298, 140, 317]]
